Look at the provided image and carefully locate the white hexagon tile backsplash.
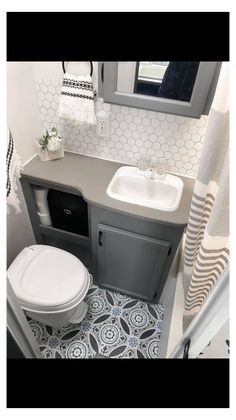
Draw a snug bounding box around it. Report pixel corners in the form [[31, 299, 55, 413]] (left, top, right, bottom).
[[35, 77, 209, 177]]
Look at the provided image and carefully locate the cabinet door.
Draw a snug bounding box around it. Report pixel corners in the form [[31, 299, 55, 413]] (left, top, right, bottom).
[[96, 224, 171, 301]]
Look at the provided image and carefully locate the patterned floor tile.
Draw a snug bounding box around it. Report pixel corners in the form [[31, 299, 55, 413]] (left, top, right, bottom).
[[27, 283, 165, 359]]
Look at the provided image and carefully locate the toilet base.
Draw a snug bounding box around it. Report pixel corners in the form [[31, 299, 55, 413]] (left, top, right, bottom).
[[69, 301, 88, 324], [25, 300, 88, 330]]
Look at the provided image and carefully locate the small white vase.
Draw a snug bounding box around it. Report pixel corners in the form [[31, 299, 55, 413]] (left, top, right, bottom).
[[36, 141, 64, 161]]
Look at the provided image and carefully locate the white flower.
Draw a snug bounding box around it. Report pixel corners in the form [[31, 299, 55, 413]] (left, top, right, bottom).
[[47, 136, 61, 152]]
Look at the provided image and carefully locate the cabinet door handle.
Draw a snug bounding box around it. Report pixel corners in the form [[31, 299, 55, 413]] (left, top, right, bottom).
[[98, 231, 103, 246], [101, 63, 104, 83]]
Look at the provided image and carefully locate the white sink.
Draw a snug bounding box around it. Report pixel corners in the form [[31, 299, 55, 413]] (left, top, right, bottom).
[[106, 166, 184, 212]]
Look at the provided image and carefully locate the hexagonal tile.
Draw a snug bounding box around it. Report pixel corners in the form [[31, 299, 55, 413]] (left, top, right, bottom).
[[115, 127, 123, 136], [119, 136, 127, 144], [179, 123, 189, 133], [38, 91, 45, 100], [137, 125, 145, 134], [169, 121, 179, 132], [149, 134, 157, 142], [166, 114, 176, 122], [176, 160, 184, 169], [120, 121, 128, 130], [173, 153, 181, 162], [141, 132, 148, 142], [48, 108, 55, 117], [128, 123, 136, 132], [196, 116, 207, 127], [189, 125, 198, 135], [146, 126, 154, 135], [121, 106, 129, 115], [40, 84, 48, 93], [116, 142, 122, 150], [163, 151, 172, 160], [107, 141, 115, 149], [142, 117, 151, 127], [131, 144, 139, 153], [188, 149, 196, 157], [124, 129, 132, 137], [184, 162, 192, 170], [152, 142, 160, 151], [124, 114, 133, 124], [136, 139, 143, 147], [158, 136, 167, 145], [147, 110, 156, 120], [185, 140, 194, 149], [182, 155, 190, 163], [194, 142, 202, 151], [112, 120, 119, 129], [42, 99, 50, 108], [179, 147, 188, 156], [163, 129, 172, 138], [151, 119, 161, 128], [132, 115, 141, 125], [128, 138, 135, 146], [133, 131, 140, 140], [119, 149, 126, 158], [144, 140, 152, 149], [198, 126, 207, 136], [156, 113, 165, 121], [116, 113, 124, 122], [127, 151, 134, 158], [112, 105, 121, 114], [160, 120, 169, 130], [173, 131, 181, 140], [160, 143, 169, 152], [45, 115, 52, 123], [129, 107, 138, 116], [124, 143, 130, 152], [138, 109, 148, 118], [192, 133, 201, 142]]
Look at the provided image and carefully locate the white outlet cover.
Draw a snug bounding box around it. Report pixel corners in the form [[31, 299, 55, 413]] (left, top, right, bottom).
[[96, 110, 111, 137]]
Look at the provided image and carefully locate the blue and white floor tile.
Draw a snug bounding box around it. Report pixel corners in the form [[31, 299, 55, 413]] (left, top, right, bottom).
[[27, 284, 165, 359]]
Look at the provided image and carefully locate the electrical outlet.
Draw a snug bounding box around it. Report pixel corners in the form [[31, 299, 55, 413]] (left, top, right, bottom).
[[96, 110, 110, 137]]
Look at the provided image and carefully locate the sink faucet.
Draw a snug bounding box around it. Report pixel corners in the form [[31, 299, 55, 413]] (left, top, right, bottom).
[[144, 165, 166, 180], [137, 162, 167, 179]]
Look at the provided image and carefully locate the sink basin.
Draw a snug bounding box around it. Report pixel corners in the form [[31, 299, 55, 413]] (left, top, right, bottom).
[[106, 166, 184, 211]]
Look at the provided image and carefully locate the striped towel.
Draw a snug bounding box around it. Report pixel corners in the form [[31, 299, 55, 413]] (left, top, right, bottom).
[[7, 130, 23, 214], [58, 72, 96, 126]]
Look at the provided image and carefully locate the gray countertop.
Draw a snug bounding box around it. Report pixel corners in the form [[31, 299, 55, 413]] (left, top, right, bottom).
[[21, 152, 194, 226]]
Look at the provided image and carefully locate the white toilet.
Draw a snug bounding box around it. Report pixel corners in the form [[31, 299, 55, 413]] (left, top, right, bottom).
[[7, 245, 91, 329]]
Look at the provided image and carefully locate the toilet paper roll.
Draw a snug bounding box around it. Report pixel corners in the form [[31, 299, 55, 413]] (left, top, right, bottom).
[[37, 212, 52, 226], [33, 186, 51, 214]]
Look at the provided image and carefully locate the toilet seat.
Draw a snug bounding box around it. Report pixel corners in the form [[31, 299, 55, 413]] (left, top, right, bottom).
[[8, 245, 90, 313]]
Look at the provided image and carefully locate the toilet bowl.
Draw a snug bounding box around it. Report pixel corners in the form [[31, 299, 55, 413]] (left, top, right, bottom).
[[7, 245, 91, 329]]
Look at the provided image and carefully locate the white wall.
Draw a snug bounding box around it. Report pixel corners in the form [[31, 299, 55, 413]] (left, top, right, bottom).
[[7, 62, 43, 266]]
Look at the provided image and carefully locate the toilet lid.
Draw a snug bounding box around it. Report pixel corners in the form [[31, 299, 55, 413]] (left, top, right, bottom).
[[8, 245, 88, 308]]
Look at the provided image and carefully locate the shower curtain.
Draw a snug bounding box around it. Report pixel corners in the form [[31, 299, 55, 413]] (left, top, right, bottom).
[[183, 63, 229, 331]]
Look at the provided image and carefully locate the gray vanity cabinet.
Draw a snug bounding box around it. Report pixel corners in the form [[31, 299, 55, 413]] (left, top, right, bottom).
[[96, 224, 171, 301], [90, 205, 185, 303]]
